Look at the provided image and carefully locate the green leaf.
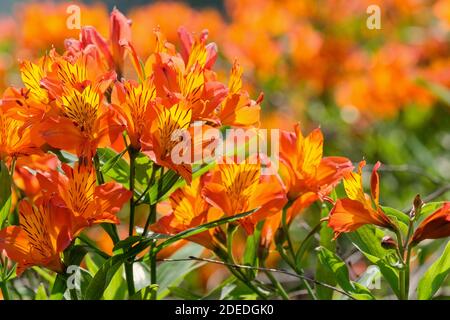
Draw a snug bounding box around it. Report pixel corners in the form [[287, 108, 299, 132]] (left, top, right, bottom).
[[381, 206, 409, 235], [97, 148, 130, 188], [346, 225, 401, 298], [316, 246, 374, 300], [64, 245, 90, 267], [50, 274, 68, 300], [243, 221, 263, 279], [418, 241, 450, 300], [85, 254, 126, 300], [85, 239, 154, 300], [130, 284, 158, 300], [156, 243, 204, 299], [102, 265, 126, 300], [35, 283, 48, 300], [101, 147, 128, 174], [169, 286, 201, 300], [0, 161, 12, 228], [316, 246, 354, 293]]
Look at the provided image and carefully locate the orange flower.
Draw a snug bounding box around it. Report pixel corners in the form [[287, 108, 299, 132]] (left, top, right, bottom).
[[260, 211, 282, 250], [141, 102, 193, 183], [36, 162, 131, 236], [129, 2, 225, 58], [0, 197, 72, 275], [16, 2, 108, 57], [13, 154, 59, 197], [279, 124, 353, 221], [410, 202, 450, 245], [151, 179, 223, 251], [218, 61, 262, 127], [111, 78, 156, 150], [202, 158, 287, 234], [0, 102, 40, 162], [149, 28, 228, 123], [328, 161, 395, 238]]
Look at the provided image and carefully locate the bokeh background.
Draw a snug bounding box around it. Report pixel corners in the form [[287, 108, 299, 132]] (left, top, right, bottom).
[[0, 0, 449, 298]]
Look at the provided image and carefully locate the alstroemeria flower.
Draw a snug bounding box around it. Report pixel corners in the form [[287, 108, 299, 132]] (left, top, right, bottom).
[[39, 84, 122, 159], [328, 161, 395, 239], [218, 61, 262, 127], [202, 158, 287, 234], [149, 28, 228, 123], [64, 8, 131, 77], [279, 124, 353, 221], [151, 178, 223, 251], [0, 102, 41, 162], [141, 102, 193, 183], [0, 197, 72, 275], [111, 78, 156, 150], [260, 211, 282, 250], [410, 202, 450, 245], [36, 162, 131, 236]]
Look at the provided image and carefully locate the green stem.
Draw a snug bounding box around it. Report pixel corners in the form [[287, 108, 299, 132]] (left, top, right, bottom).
[[222, 229, 267, 300], [128, 149, 137, 237], [93, 152, 120, 244], [124, 263, 135, 297], [394, 229, 407, 300], [278, 204, 317, 300], [125, 148, 137, 297], [142, 165, 161, 236], [0, 281, 10, 300], [262, 260, 289, 300], [150, 246, 157, 300]]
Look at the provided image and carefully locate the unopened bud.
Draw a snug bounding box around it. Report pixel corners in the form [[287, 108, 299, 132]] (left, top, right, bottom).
[[412, 194, 423, 218], [381, 236, 397, 250]]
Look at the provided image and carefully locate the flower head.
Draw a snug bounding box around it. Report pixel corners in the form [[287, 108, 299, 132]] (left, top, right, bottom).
[[151, 178, 223, 250], [36, 162, 131, 236], [0, 197, 72, 275], [279, 124, 353, 221], [410, 202, 450, 245], [202, 157, 287, 234], [328, 161, 395, 238]]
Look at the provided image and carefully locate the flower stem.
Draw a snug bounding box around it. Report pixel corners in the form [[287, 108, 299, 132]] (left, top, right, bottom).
[[125, 148, 137, 297], [0, 281, 10, 300], [128, 149, 137, 237], [93, 152, 120, 244], [223, 227, 267, 299]]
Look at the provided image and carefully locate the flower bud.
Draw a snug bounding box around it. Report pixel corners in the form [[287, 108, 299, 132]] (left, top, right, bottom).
[[381, 235, 397, 250]]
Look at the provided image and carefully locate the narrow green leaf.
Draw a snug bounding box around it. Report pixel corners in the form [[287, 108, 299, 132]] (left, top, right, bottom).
[[0, 161, 12, 228], [381, 206, 409, 235], [316, 246, 374, 300], [156, 243, 204, 299], [101, 147, 128, 174], [35, 283, 48, 300], [418, 241, 450, 300], [130, 284, 158, 300], [85, 254, 125, 300], [346, 226, 400, 298]]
